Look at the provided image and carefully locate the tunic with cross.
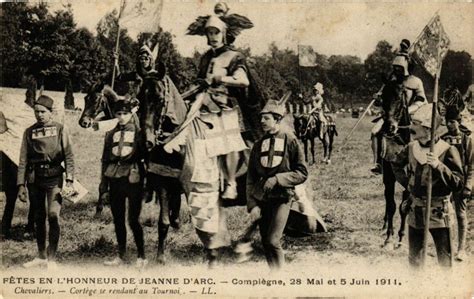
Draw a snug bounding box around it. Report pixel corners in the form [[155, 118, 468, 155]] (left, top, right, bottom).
[[246, 130, 308, 211]]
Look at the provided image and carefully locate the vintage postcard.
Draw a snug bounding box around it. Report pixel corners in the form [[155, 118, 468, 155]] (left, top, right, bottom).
[[0, 0, 472, 298]]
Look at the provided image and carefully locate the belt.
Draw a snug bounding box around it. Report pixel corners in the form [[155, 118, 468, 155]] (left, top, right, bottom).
[[31, 163, 61, 169], [412, 195, 450, 207]]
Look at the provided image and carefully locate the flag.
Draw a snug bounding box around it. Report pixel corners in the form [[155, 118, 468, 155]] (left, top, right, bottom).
[[119, 0, 163, 33], [298, 45, 318, 67], [412, 14, 450, 77]]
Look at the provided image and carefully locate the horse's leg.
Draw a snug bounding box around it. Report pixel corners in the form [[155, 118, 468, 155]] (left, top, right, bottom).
[[157, 182, 171, 264], [304, 138, 309, 163], [169, 181, 182, 229], [321, 135, 328, 163], [396, 189, 411, 247], [310, 137, 315, 165], [382, 160, 396, 246], [326, 131, 333, 163]]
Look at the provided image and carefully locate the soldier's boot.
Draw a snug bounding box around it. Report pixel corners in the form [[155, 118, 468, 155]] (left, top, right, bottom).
[[221, 152, 239, 200], [235, 242, 253, 263], [206, 249, 219, 269]]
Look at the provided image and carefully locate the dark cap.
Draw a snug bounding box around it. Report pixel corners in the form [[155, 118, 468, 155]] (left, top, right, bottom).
[[114, 100, 133, 114], [35, 95, 54, 111], [445, 105, 462, 121]]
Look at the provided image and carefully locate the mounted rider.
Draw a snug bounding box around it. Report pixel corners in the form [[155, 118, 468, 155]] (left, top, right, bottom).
[[371, 39, 427, 174], [186, 2, 254, 200], [309, 82, 329, 139]]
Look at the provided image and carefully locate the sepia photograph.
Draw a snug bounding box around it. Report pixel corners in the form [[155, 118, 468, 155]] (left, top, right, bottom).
[[0, 0, 473, 298]]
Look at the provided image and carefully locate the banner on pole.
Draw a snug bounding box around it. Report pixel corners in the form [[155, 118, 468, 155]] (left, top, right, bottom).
[[298, 45, 318, 67], [412, 14, 450, 77], [119, 0, 163, 33]]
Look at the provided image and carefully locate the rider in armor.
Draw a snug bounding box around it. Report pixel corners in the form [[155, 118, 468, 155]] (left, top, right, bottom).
[[188, 4, 253, 200], [371, 39, 427, 174]]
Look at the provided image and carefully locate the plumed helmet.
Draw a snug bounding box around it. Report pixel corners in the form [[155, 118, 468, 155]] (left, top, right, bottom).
[[392, 55, 409, 76], [138, 45, 154, 61], [186, 2, 253, 45], [205, 15, 227, 33]]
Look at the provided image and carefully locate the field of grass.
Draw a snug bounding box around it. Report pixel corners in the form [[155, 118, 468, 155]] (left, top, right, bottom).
[[1, 89, 472, 297]]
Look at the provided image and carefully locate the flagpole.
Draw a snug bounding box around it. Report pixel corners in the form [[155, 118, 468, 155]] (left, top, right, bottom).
[[111, 0, 125, 89], [421, 34, 443, 267]]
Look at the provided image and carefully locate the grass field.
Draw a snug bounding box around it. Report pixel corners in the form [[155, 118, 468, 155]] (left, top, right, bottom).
[[1, 89, 473, 297]]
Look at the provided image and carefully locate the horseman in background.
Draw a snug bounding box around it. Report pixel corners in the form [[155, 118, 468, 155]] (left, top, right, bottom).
[[309, 83, 329, 139], [370, 39, 427, 174]]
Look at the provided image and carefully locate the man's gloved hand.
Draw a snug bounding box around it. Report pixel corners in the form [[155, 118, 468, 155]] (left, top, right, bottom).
[[263, 177, 278, 193], [18, 185, 27, 203]]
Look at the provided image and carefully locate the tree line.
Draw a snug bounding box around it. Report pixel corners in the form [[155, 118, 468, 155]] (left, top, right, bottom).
[[1, 2, 472, 109]]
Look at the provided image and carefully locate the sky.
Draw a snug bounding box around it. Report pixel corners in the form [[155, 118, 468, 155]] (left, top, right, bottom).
[[46, 0, 474, 60]]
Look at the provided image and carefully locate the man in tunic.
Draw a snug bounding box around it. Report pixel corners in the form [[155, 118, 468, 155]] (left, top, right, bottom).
[[246, 98, 308, 270], [392, 104, 463, 268], [441, 105, 472, 261], [18, 96, 75, 269]]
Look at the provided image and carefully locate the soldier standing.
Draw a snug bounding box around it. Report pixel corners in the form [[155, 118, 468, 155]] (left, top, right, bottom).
[[102, 99, 148, 268], [441, 105, 472, 261], [18, 96, 75, 269], [392, 104, 463, 268], [246, 98, 308, 270]]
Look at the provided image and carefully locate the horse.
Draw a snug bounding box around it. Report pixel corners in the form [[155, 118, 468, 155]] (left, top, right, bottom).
[[378, 79, 412, 248], [79, 77, 186, 263], [293, 112, 338, 165]]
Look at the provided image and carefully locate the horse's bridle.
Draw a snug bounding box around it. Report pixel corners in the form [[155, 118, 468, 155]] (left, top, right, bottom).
[[85, 89, 114, 121]]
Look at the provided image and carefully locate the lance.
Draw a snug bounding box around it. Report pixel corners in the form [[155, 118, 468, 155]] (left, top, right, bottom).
[[338, 98, 376, 152], [110, 0, 125, 90]]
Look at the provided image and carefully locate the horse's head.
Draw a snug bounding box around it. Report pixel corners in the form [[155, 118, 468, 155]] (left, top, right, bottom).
[[293, 114, 310, 139], [79, 83, 118, 128]]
